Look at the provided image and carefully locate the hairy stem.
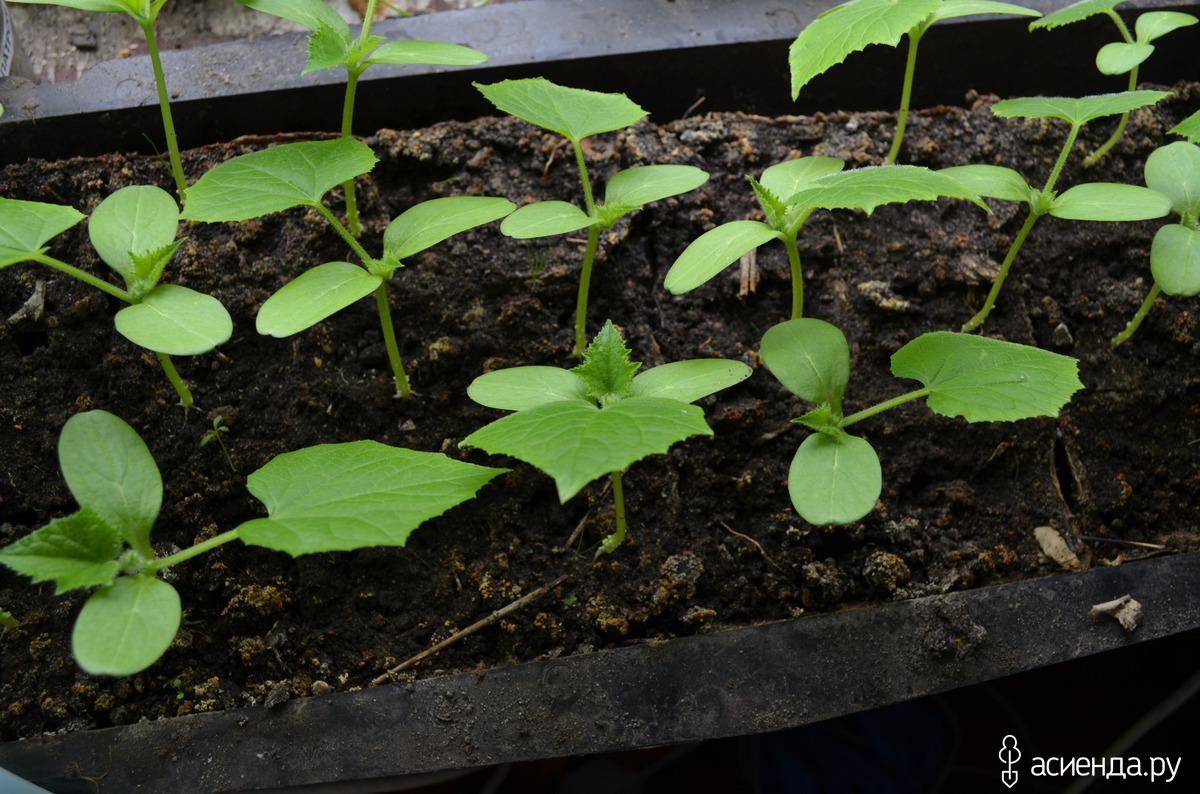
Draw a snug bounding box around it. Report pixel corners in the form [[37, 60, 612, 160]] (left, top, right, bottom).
[[155, 352, 194, 413], [961, 210, 1041, 332], [139, 19, 187, 199], [148, 529, 242, 572], [32, 254, 132, 302], [374, 282, 412, 399], [1111, 281, 1162, 349], [886, 27, 924, 165], [597, 470, 627, 556], [573, 224, 601, 357], [340, 68, 364, 238], [573, 140, 596, 215], [783, 234, 804, 319], [312, 202, 375, 265], [1086, 68, 1138, 168], [841, 387, 931, 428]]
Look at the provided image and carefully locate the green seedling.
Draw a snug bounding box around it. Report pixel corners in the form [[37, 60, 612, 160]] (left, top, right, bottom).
[[760, 318, 1083, 525], [182, 137, 514, 398], [0, 606, 18, 632], [943, 91, 1173, 332], [237, 0, 487, 237], [1171, 110, 1200, 143], [1111, 141, 1200, 348], [200, 415, 235, 472], [1031, 0, 1197, 166], [475, 78, 710, 356], [9, 1, 191, 196], [789, 0, 1041, 164], [0, 185, 233, 411], [664, 156, 986, 319], [461, 320, 750, 554], [0, 409, 505, 676]]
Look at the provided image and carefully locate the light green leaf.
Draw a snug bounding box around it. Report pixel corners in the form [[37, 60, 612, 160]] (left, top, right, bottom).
[[72, 575, 181, 676], [664, 220, 780, 294], [788, 0, 942, 98], [238, 442, 505, 555], [603, 165, 709, 210], [1151, 224, 1200, 297], [0, 510, 122, 595], [367, 40, 488, 67], [938, 164, 1032, 203], [474, 78, 647, 143], [1095, 42, 1154, 75], [500, 201, 593, 239], [461, 397, 712, 502], [1145, 141, 1200, 219], [630, 359, 752, 403], [256, 262, 381, 337], [383, 196, 515, 261], [1171, 111, 1200, 144], [991, 91, 1171, 126], [8, 1, 149, 16], [59, 410, 162, 553], [1136, 11, 1197, 44], [305, 23, 353, 73], [181, 138, 378, 222], [760, 157, 846, 200], [235, 0, 349, 36], [788, 432, 881, 525], [1030, 0, 1121, 31], [786, 164, 987, 215], [760, 318, 850, 412], [0, 197, 86, 268], [891, 332, 1083, 422], [467, 366, 589, 412], [930, 0, 1041, 24], [115, 284, 232, 355], [87, 185, 179, 286], [571, 320, 639, 404], [1049, 183, 1171, 221]]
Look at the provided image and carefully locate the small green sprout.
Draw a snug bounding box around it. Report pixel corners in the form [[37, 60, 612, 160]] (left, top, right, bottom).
[[461, 320, 750, 554], [1031, 0, 1198, 166], [0, 410, 506, 675], [664, 156, 985, 319], [200, 415, 235, 472], [1111, 141, 1200, 348], [238, 0, 487, 236], [0, 606, 18, 632], [943, 91, 1173, 332], [182, 137, 514, 398], [788, 0, 1041, 163], [0, 186, 233, 411], [476, 78, 710, 356], [9, 1, 190, 196], [759, 318, 1083, 525]]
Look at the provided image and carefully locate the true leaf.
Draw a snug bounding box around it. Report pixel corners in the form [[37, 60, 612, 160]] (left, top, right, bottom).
[[630, 359, 752, 403], [1049, 183, 1172, 221], [930, 0, 1041, 24], [7, 1, 152, 16], [571, 320, 640, 404], [88, 185, 180, 286], [1145, 141, 1200, 219], [938, 165, 1032, 203], [237, 442, 505, 555], [1030, 0, 1121, 31], [891, 332, 1083, 422], [760, 318, 850, 412], [256, 262, 382, 337], [500, 201, 593, 239], [664, 220, 779, 294], [784, 165, 988, 214], [788, 432, 881, 525], [1172, 111, 1200, 143], [383, 196, 515, 261], [991, 91, 1171, 126], [0, 198, 86, 268], [474, 78, 647, 143], [759, 157, 846, 200], [306, 23, 353, 73], [367, 40, 488, 67], [603, 165, 709, 210], [235, 0, 348, 35], [114, 284, 233, 355], [467, 366, 589, 412], [1151, 225, 1200, 296], [1095, 42, 1154, 75], [0, 510, 121, 595], [72, 575, 181, 676]]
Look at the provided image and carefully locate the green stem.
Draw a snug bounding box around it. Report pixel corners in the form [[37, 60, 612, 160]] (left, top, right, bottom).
[[597, 470, 627, 556], [156, 351, 194, 413], [573, 225, 601, 357], [961, 210, 1041, 332], [886, 27, 924, 165], [374, 282, 412, 399], [1111, 281, 1162, 349], [312, 202, 375, 265], [31, 254, 132, 302], [783, 234, 804, 319], [1085, 67, 1138, 168], [139, 19, 187, 199], [340, 67, 365, 238], [841, 387, 931, 429], [1042, 122, 1082, 197], [148, 529, 241, 573], [572, 140, 596, 214]]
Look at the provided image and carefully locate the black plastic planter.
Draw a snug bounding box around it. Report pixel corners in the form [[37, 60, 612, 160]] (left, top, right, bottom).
[[2, 1, 1200, 791]]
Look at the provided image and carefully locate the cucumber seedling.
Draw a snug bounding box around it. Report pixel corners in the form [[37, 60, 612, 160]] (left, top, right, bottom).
[[475, 78, 709, 357], [759, 318, 1083, 525], [0, 410, 506, 675], [789, 0, 1041, 163], [0, 185, 232, 411], [461, 320, 750, 555]]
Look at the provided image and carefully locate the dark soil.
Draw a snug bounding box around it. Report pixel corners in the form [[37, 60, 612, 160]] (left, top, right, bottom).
[[2, 82, 1199, 741]]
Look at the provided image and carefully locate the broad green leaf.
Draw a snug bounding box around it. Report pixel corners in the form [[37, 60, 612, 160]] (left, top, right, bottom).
[[1145, 141, 1200, 219], [461, 397, 712, 502], [1095, 42, 1154, 75], [500, 201, 593, 239], [785, 164, 987, 214], [1030, 0, 1120, 30], [0, 510, 121, 595], [1151, 224, 1200, 296], [891, 332, 1083, 422], [115, 284, 232, 355], [788, 0, 942, 98], [938, 164, 1032, 203], [383, 196, 515, 261], [59, 410, 162, 552], [760, 157, 846, 200], [664, 220, 780, 294], [603, 165, 709, 210], [474, 78, 647, 143], [257, 262, 381, 337], [631, 359, 752, 403], [181, 138, 378, 222], [468, 367, 589, 412], [1049, 183, 1171, 221], [760, 318, 850, 411], [306, 23, 353, 73], [88, 185, 179, 285], [238, 442, 505, 555], [789, 432, 881, 525], [991, 91, 1171, 126], [72, 575, 181, 676], [0, 197, 86, 268], [367, 40, 489, 67], [235, 0, 349, 36], [930, 0, 1041, 24], [571, 320, 639, 404], [1172, 111, 1200, 143], [7, 1, 150, 16], [1136, 12, 1197, 44]]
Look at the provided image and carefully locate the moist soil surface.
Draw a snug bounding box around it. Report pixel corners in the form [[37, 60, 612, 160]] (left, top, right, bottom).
[[2, 83, 1199, 740]]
